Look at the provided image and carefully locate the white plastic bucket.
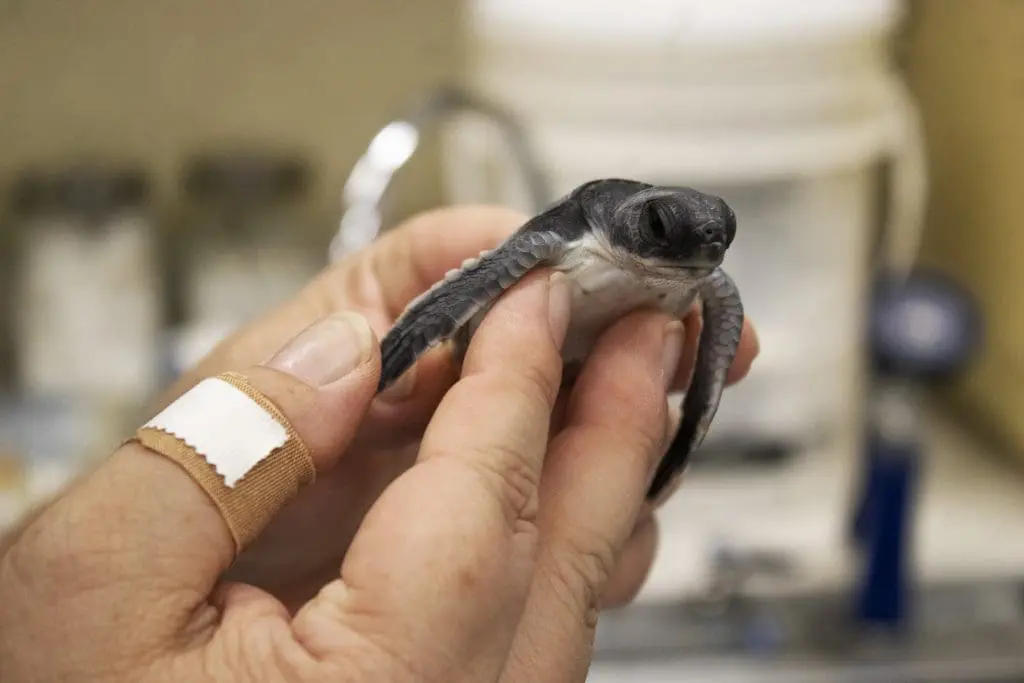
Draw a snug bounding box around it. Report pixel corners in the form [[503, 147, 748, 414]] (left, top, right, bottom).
[[441, 0, 925, 452]]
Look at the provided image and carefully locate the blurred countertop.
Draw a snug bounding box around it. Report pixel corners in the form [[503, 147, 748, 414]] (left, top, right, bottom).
[[639, 403, 1024, 604]]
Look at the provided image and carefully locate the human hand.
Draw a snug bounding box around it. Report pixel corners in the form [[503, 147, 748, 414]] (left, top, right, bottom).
[[0, 205, 758, 615], [169, 205, 758, 610], [1, 257, 737, 682]]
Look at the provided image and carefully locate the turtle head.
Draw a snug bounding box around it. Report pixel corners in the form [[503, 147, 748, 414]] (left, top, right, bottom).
[[606, 187, 736, 270]]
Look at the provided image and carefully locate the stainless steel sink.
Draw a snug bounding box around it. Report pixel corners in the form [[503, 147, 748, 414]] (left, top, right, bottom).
[[590, 577, 1024, 682]]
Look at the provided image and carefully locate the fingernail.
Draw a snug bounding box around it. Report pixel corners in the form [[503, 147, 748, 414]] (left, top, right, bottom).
[[661, 321, 684, 390], [266, 312, 374, 387], [548, 272, 571, 347], [378, 363, 417, 402]]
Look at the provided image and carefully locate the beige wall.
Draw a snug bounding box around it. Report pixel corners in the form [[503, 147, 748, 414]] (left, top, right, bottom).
[[902, 0, 1024, 459], [0, 0, 464, 228]]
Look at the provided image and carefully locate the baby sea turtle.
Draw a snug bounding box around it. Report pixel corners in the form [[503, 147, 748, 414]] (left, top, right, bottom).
[[377, 178, 745, 500]]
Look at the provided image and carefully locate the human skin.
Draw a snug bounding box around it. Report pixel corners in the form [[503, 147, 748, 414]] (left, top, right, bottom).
[[0, 205, 758, 683]]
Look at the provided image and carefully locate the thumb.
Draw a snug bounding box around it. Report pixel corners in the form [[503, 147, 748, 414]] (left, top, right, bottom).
[[8, 313, 379, 632]]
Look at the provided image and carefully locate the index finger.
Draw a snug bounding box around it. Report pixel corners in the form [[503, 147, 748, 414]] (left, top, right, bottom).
[[501, 309, 675, 682], [417, 269, 567, 526], [293, 270, 569, 679]]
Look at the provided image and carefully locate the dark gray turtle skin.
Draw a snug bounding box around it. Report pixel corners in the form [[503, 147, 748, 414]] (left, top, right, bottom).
[[376, 178, 745, 501]]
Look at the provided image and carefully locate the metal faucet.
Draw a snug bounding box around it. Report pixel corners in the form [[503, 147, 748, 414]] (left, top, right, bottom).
[[329, 84, 551, 262]]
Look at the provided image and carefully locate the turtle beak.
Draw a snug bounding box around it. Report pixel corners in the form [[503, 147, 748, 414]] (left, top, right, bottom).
[[694, 221, 728, 262]]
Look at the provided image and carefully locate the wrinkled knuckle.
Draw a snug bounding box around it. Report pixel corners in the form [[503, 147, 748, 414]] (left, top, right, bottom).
[[209, 629, 306, 683], [545, 533, 618, 628], [460, 440, 541, 530]]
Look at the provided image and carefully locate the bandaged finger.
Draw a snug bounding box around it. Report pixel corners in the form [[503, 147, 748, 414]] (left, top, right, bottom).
[[129, 371, 315, 554]]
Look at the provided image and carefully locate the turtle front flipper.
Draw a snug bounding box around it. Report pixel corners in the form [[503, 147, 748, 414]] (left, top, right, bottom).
[[377, 228, 570, 393], [648, 267, 744, 500]]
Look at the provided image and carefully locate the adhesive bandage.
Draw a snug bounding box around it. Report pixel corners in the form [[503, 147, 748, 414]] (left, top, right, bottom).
[[132, 371, 315, 553]]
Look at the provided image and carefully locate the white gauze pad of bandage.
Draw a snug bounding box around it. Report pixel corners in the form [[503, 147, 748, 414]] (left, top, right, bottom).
[[142, 377, 288, 487]]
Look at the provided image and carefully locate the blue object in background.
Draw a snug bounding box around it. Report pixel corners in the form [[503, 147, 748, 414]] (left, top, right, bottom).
[[853, 428, 919, 627], [849, 268, 982, 629]]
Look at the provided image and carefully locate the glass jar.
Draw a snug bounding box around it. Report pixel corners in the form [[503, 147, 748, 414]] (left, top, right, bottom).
[[12, 164, 163, 408], [8, 164, 163, 480]]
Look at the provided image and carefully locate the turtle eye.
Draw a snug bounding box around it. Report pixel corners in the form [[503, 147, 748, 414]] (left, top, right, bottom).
[[646, 205, 669, 243]]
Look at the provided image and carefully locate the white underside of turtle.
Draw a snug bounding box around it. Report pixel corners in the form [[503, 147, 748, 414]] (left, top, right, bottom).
[[455, 232, 703, 371]]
